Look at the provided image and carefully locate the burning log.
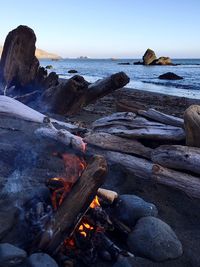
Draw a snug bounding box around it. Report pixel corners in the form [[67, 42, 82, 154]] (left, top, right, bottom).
[[43, 72, 130, 115], [35, 125, 86, 153], [152, 164, 200, 199], [151, 145, 200, 175], [0, 95, 79, 130], [36, 155, 107, 254], [138, 108, 184, 128], [84, 132, 152, 159]]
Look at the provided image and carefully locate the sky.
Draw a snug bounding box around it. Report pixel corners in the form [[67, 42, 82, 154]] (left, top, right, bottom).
[[0, 0, 200, 58]]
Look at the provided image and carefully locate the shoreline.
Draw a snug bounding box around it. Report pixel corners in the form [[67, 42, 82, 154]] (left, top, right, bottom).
[[68, 87, 200, 127]]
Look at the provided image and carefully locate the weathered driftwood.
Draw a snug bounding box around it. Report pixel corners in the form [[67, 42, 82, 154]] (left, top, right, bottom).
[[84, 132, 152, 159], [152, 164, 200, 199], [43, 72, 130, 115], [36, 155, 107, 254], [92, 113, 185, 141], [138, 108, 184, 128], [97, 188, 118, 204], [105, 151, 153, 180], [151, 145, 200, 175], [94, 125, 185, 141], [184, 105, 200, 147], [35, 126, 86, 153], [0, 95, 78, 130]]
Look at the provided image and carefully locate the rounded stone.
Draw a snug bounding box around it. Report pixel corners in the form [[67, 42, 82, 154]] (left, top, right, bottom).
[[112, 194, 158, 227], [28, 253, 58, 267], [0, 243, 27, 267], [127, 216, 183, 262]]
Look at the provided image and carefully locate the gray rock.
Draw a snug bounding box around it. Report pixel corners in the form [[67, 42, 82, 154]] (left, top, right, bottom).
[[153, 57, 173, 65], [112, 195, 158, 227], [127, 216, 183, 262], [28, 253, 58, 267], [112, 256, 133, 267], [68, 69, 78, 73], [0, 243, 27, 267], [159, 72, 183, 80], [0, 203, 19, 240], [113, 256, 157, 267]]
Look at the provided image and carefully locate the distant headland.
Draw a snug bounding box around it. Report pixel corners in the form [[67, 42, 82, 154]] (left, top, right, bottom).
[[0, 45, 61, 60]]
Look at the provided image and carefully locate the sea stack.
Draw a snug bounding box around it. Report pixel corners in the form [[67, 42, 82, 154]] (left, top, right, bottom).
[[143, 48, 157, 65], [135, 48, 174, 66]]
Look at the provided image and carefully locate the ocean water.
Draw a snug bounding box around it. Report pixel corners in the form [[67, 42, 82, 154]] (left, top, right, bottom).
[[40, 58, 200, 99]]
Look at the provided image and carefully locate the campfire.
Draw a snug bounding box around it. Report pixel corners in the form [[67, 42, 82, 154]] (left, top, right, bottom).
[[25, 150, 132, 266]]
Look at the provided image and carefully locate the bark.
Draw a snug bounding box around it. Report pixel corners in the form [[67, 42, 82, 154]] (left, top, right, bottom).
[[43, 72, 130, 115], [138, 108, 184, 128], [184, 105, 200, 147], [36, 155, 107, 254], [84, 132, 152, 159]]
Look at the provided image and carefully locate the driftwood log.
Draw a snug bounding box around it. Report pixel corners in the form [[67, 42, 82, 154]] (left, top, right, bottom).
[[36, 155, 107, 254], [35, 126, 86, 153], [0, 95, 78, 130], [152, 164, 200, 199], [92, 113, 185, 141], [43, 72, 130, 115], [184, 105, 200, 147], [138, 108, 184, 128], [151, 145, 200, 175], [105, 151, 153, 180], [84, 132, 152, 159], [92, 150, 200, 200]]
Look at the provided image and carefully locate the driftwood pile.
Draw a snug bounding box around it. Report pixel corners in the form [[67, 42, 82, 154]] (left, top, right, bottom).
[[85, 106, 200, 200], [1, 92, 200, 202]]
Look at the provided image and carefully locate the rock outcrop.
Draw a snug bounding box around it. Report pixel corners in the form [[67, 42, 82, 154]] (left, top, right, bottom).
[[0, 25, 39, 89], [143, 48, 157, 65], [159, 72, 183, 80], [154, 56, 172, 65], [134, 49, 174, 66]]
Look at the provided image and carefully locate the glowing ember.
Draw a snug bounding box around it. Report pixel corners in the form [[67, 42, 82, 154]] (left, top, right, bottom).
[[90, 195, 100, 209]]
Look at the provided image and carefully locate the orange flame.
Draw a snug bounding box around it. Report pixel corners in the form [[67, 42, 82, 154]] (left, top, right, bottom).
[[90, 195, 100, 209]]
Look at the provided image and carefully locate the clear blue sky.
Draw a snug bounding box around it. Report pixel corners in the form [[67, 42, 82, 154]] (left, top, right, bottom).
[[0, 0, 200, 58]]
